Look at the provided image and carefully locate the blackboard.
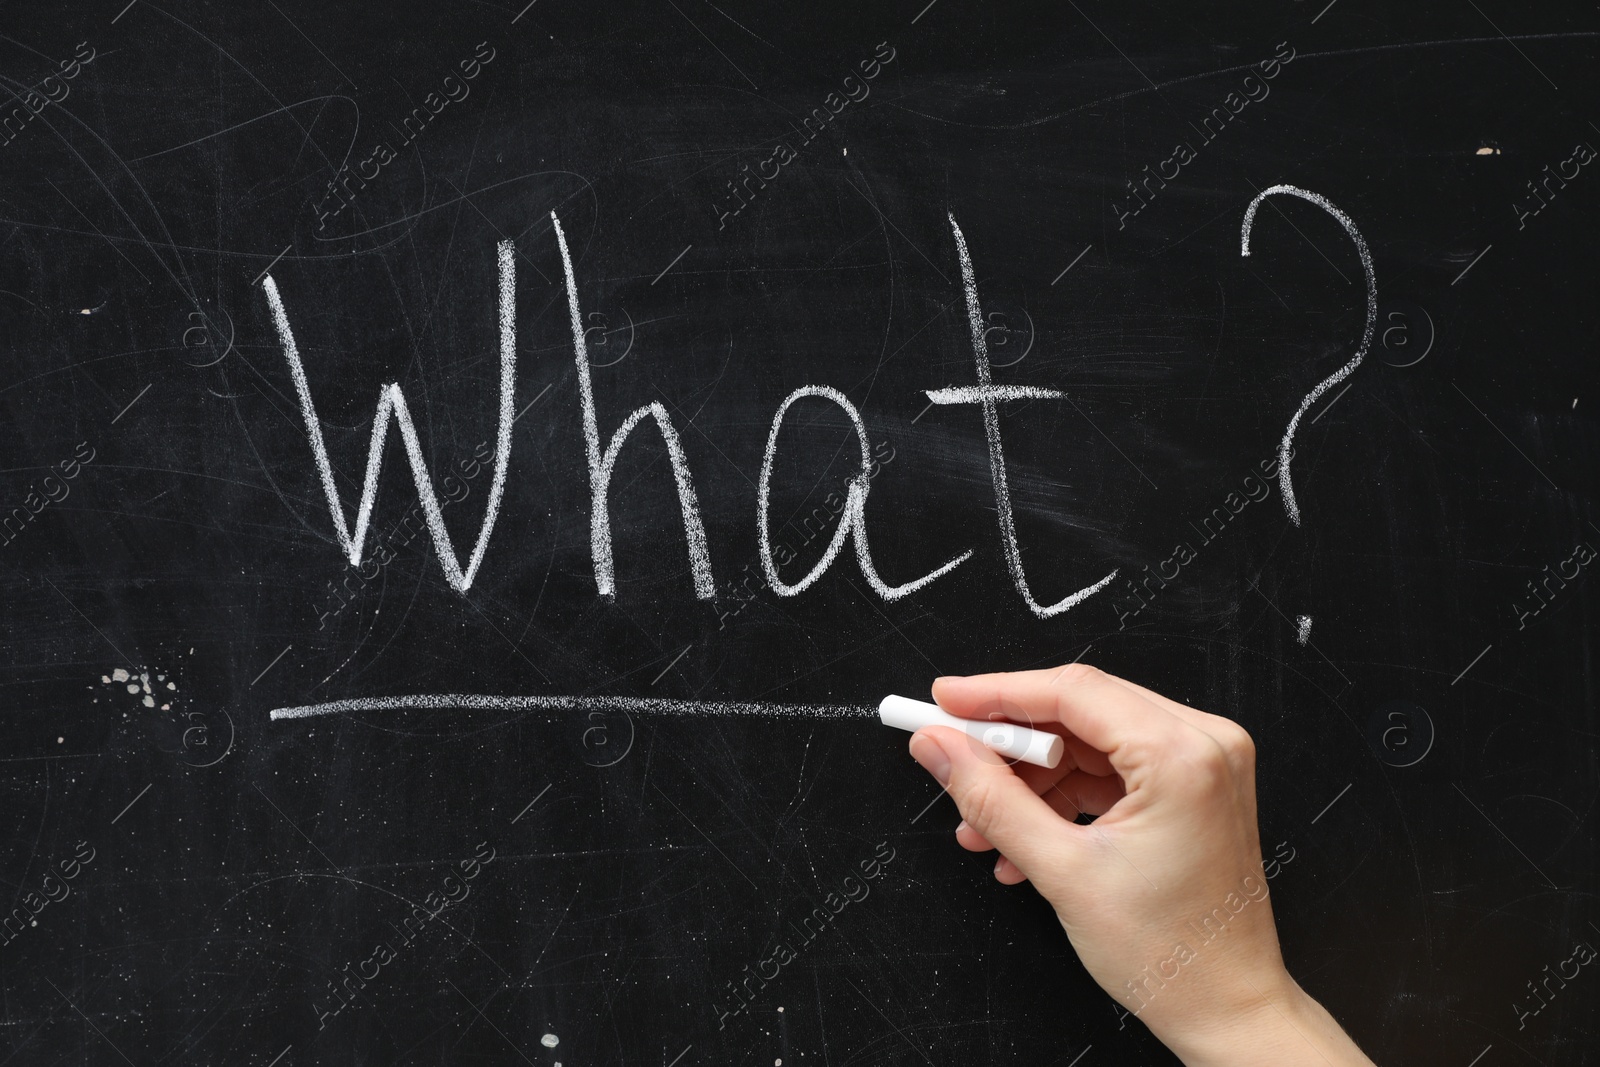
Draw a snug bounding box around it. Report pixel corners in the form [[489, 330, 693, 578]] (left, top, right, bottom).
[[2, 1, 1596, 1063]]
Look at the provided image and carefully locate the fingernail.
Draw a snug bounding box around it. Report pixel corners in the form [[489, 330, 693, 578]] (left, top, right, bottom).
[[955, 819, 969, 834], [994, 856, 1007, 876], [909, 732, 951, 786]]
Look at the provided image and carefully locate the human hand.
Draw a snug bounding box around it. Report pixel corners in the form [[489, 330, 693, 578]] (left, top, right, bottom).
[[907, 664, 1375, 1067]]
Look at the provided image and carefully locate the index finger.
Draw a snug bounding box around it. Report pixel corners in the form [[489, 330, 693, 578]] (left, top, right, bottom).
[[931, 663, 1191, 766]]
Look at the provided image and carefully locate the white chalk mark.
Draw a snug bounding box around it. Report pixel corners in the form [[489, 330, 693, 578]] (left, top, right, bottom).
[[266, 1046, 293, 1067], [1050, 245, 1093, 285], [111, 383, 152, 424], [666, 1046, 692, 1067], [511, 783, 552, 824], [1466, 1046, 1491, 1067], [112, 782, 152, 825], [1065, 1045, 1092, 1067], [552, 213, 715, 599], [111, 0, 139, 23], [511, 0, 539, 23], [271, 694, 870, 721], [1240, 185, 1377, 527], [1306, 380, 1353, 425], [924, 385, 1066, 404], [1295, 615, 1313, 645], [758, 385, 971, 600], [1246, 578, 1351, 684], [1310, 0, 1340, 24], [650, 244, 693, 286], [943, 212, 1118, 618], [263, 241, 517, 593], [910, 399, 936, 423], [650, 645, 692, 685], [1451, 643, 1493, 686], [1311, 782, 1350, 824], [251, 643, 293, 686], [251, 244, 293, 287], [1450, 244, 1492, 286], [911, 0, 940, 24]]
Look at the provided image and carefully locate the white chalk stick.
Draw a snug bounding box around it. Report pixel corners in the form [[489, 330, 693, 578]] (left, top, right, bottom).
[[879, 695, 1063, 769]]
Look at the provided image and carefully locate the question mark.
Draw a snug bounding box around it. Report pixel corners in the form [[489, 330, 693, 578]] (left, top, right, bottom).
[[1240, 185, 1378, 527]]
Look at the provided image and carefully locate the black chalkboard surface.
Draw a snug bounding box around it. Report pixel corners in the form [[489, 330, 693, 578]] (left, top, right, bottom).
[[2, 2, 1596, 1063]]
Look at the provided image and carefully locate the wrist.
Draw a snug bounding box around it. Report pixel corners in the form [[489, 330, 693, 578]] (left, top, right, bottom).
[[1160, 975, 1374, 1067]]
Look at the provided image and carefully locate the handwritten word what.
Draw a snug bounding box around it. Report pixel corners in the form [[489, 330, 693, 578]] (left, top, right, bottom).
[[264, 211, 1119, 618], [264, 191, 1362, 621]]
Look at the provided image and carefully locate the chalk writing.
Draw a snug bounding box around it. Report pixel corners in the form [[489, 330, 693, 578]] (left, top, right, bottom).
[[1240, 185, 1377, 527], [263, 242, 515, 594], [552, 213, 716, 599], [271, 694, 869, 721], [719, 438, 895, 628], [312, 441, 495, 628], [265, 198, 1372, 618], [758, 386, 970, 599], [935, 213, 1118, 617]]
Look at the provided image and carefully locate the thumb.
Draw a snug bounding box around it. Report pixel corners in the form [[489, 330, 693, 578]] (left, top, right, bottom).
[[909, 726, 1076, 876]]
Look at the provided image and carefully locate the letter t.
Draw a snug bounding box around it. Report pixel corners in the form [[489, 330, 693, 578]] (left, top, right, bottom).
[[925, 214, 1119, 618]]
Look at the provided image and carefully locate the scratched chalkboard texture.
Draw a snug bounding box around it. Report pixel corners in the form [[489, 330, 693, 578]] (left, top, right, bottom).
[[1, 1, 1596, 1064]]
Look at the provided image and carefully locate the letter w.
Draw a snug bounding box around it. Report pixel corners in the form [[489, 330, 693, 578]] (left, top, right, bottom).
[[261, 241, 515, 593]]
